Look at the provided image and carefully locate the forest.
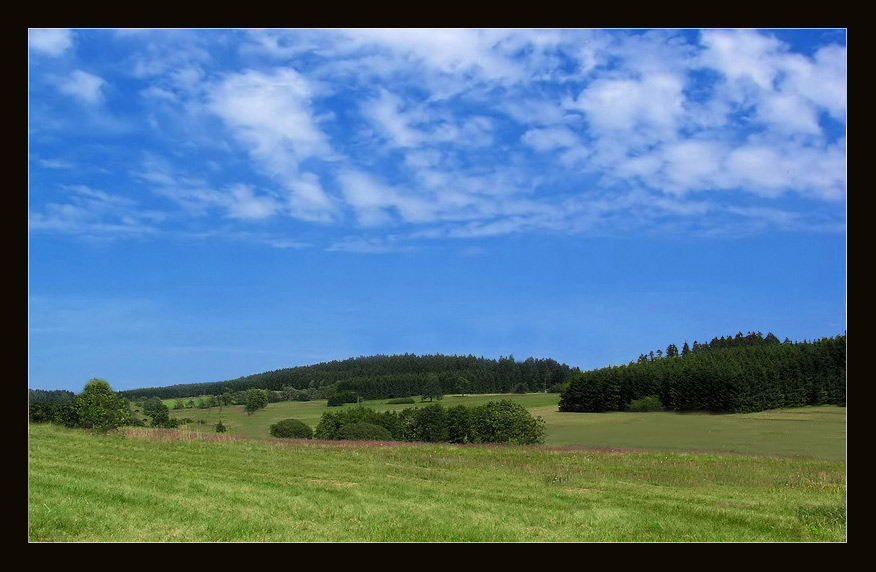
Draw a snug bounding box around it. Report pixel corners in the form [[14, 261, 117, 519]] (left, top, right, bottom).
[[31, 331, 846, 418], [558, 332, 846, 413], [117, 354, 578, 401]]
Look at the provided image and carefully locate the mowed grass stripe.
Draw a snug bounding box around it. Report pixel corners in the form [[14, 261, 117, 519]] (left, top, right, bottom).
[[28, 424, 845, 542]]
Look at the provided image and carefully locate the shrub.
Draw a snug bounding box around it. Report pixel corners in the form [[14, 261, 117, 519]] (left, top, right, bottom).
[[215, 420, 227, 433], [270, 418, 313, 439], [512, 382, 529, 394], [470, 400, 546, 445], [281, 386, 316, 401], [327, 391, 359, 407], [400, 404, 448, 442], [386, 397, 416, 404], [29, 403, 72, 424], [548, 382, 569, 394], [627, 395, 664, 412], [337, 421, 392, 441], [446, 405, 472, 443], [315, 407, 400, 440]]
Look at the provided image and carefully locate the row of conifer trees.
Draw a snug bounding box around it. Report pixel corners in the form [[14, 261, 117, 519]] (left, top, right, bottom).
[[120, 354, 577, 401], [559, 333, 846, 413]]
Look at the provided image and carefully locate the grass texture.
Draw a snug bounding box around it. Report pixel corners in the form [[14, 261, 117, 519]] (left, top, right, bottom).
[[28, 423, 845, 542]]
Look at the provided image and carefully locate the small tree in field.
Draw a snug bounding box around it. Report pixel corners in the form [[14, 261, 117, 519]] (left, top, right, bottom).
[[215, 420, 227, 433], [421, 375, 443, 402], [245, 389, 269, 415], [72, 378, 130, 433]]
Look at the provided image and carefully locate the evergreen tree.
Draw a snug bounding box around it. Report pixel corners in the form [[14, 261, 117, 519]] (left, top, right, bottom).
[[559, 333, 846, 414]]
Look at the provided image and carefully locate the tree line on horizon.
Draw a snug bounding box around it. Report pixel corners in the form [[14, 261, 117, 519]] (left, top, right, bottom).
[[559, 332, 846, 413], [30, 331, 847, 418], [116, 354, 579, 401]]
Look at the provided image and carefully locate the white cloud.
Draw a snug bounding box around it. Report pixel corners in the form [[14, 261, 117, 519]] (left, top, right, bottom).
[[140, 85, 179, 102], [697, 29, 846, 135], [783, 44, 847, 121], [29, 29, 846, 245], [362, 89, 424, 147], [757, 92, 821, 135], [362, 89, 495, 151], [699, 29, 784, 91], [207, 68, 339, 221], [337, 170, 412, 226], [226, 184, 281, 220], [209, 68, 330, 164], [29, 29, 73, 56], [57, 70, 106, 105], [33, 157, 76, 170], [327, 236, 414, 253], [724, 145, 799, 195], [29, 184, 160, 236], [342, 28, 523, 84], [521, 126, 580, 152], [659, 140, 725, 194], [571, 72, 685, 136]]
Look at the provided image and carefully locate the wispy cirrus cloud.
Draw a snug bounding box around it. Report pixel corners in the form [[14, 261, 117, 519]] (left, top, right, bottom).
[[133, 157, 283, 221], [28, 184, 162, 236], [28, 29, 846, 249], [326, 235, 415, 253]]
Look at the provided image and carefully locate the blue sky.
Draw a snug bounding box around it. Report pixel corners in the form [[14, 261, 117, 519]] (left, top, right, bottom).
[[28, 29, 846, 393]]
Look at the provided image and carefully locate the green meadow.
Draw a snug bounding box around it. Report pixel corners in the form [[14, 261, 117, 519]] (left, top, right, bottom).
[[29, 396, 846, 542], [161, 394, 846, 461]]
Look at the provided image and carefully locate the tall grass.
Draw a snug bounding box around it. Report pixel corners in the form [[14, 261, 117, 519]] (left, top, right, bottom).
[[29, 424, 845, 542]]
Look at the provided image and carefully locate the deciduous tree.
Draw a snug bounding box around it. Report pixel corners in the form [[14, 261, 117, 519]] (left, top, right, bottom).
[[244, 388, 269, 414], [72, 378, 130, 433]]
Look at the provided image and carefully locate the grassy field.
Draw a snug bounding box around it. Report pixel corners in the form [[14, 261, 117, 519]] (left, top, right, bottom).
[[164, 394, 846, 461], [28, 423, 846, 542], [31, 396, 845, 541]]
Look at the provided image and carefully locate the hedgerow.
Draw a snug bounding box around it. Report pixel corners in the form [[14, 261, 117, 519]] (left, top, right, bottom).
[[314, 400, 545, 445]]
